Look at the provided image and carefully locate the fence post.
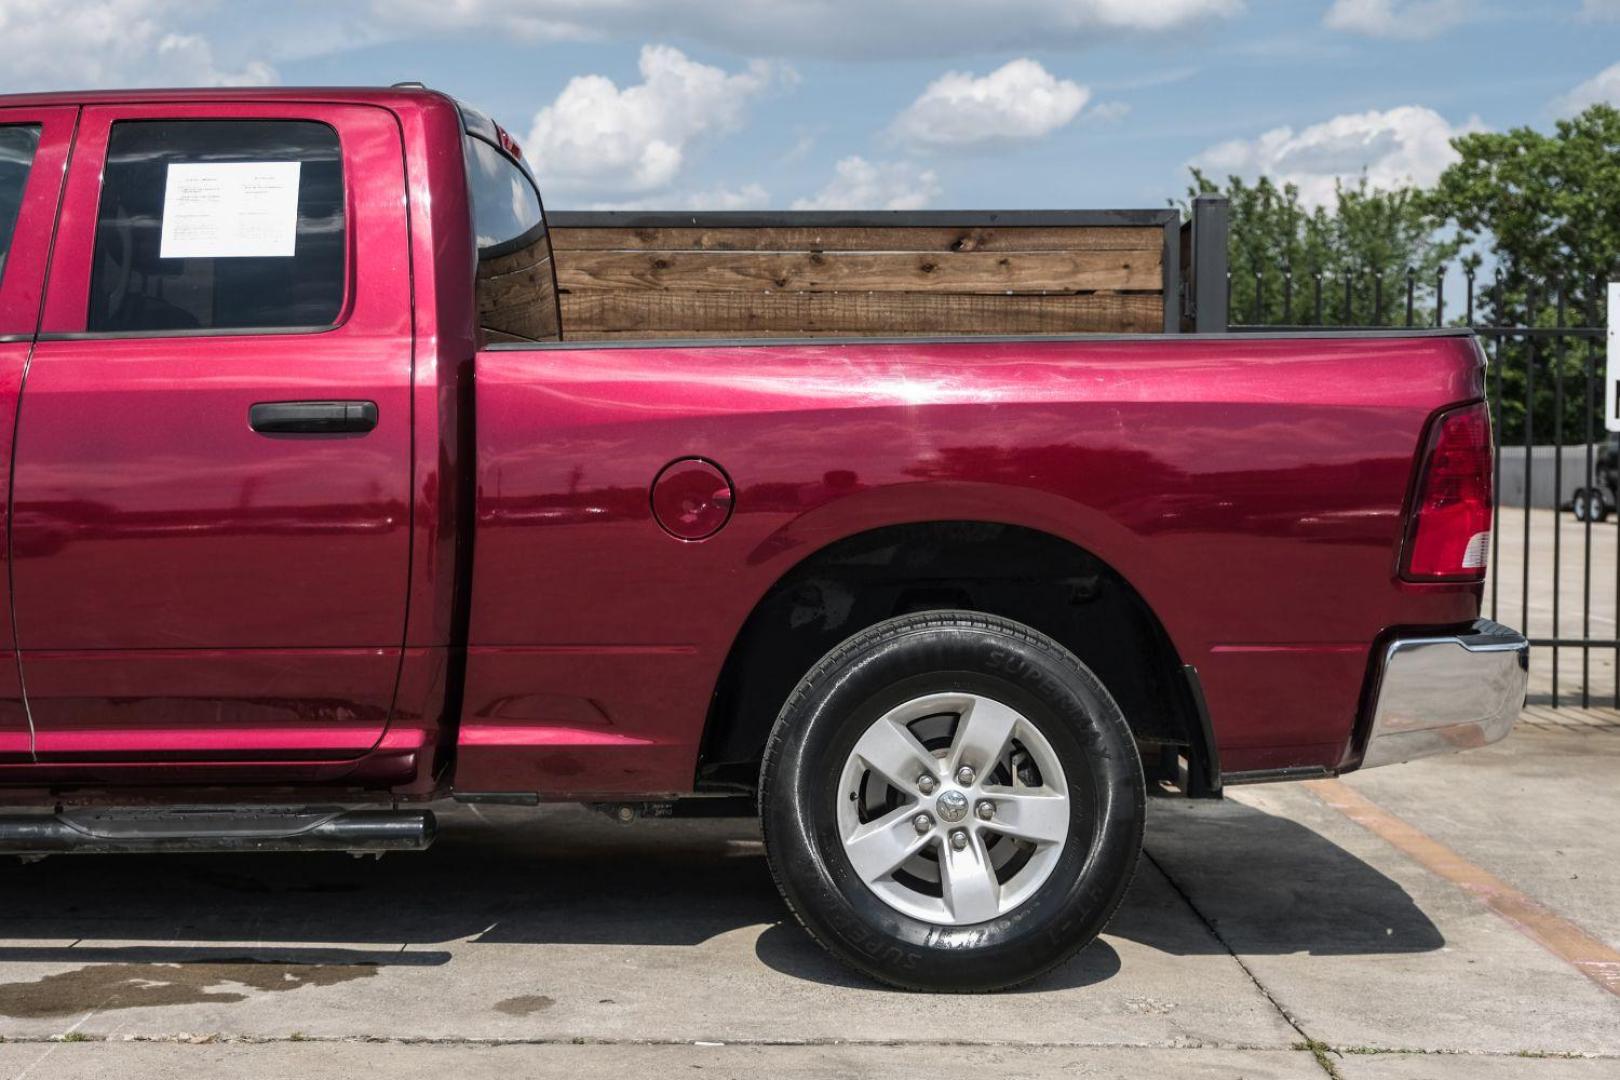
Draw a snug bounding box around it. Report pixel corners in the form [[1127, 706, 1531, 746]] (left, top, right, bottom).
[[1190, 196, 1229, 333]]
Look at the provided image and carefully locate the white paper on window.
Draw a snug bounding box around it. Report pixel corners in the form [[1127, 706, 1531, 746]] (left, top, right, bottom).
[[159, 161, 301, 259]]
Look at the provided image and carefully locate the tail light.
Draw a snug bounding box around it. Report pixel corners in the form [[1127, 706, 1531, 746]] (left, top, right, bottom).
[[1402, 401, 1492, 582]]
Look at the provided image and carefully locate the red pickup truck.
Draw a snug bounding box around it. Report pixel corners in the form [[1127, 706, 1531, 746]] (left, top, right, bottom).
[[0, 86, 1526, 991]]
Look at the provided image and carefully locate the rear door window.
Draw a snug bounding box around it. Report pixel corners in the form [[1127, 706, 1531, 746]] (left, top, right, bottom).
[[0, 125, 42, 288], [87, 119, 345, 334]]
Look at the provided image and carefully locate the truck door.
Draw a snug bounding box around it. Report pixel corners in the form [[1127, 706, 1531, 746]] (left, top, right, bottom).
[[11, 103, 413, 763], [0, 107, 73, 762]]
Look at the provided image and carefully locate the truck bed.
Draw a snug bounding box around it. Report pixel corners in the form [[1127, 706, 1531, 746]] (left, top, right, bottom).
[[460, 329, 1486, 795]]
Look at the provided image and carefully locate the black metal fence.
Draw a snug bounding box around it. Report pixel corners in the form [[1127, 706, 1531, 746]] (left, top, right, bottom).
[[1225, 261, 1613, 709]]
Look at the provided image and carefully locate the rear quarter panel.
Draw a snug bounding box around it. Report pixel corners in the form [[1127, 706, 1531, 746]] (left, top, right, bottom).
[[462, 334, 1484, 794]]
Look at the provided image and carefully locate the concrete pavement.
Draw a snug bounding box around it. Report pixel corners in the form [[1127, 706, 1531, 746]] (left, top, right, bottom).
[[0, 724, 1616, 1079]]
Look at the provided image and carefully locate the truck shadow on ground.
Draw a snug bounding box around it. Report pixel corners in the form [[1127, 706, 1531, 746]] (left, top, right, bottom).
[[0, 799, 1442, 998]]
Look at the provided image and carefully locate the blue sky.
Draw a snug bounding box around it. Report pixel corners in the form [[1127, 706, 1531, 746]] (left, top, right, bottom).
[[0, 1, 1616, 211]]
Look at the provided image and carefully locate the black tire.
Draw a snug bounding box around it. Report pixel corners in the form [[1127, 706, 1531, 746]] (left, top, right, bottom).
[[1574, 490, 1590, 522], [759, 611, 1146, 992]]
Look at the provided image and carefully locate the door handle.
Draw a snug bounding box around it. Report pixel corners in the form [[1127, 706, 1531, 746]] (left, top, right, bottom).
[[250, 400, 378, 436]]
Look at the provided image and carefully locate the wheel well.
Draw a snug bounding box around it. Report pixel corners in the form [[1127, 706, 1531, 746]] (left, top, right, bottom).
[[697, 521, 1210, 795]]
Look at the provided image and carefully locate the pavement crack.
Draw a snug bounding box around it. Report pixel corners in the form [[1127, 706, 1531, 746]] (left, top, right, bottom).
[[1141, 846, 1343, 1079], [2, 1035, 1290, 1049], [6, 1035, 1614, 1058]]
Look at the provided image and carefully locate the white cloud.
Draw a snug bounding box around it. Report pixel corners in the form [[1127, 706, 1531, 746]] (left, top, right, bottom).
[[372, 0, 1243, 59], [526, 45, 786, 195], [1323, 0, 1471, 39], [1084, 101, 1133, 126], [791, 157, 942, 211], [890, 59, 1089, 151], [781, 132, 818, 165], [0, 0, 274, 91], [1554, 61, 1620, 115], [1192, 106, 1481, 206]]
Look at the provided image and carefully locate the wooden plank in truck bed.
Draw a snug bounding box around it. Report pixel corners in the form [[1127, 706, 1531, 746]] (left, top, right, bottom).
[[554, 249, 1161, 294], [541, 214, 1173, 340], [548, 225, 1166, 254], [560, 290, 1163, 336]]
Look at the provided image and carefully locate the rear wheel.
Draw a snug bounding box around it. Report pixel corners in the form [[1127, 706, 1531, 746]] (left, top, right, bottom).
[[759, 611, 1145, 992], [1574, 490, 1591, 521]]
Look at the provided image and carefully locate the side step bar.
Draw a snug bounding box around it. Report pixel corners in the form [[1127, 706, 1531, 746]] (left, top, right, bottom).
[[0, 806, 436, 855]]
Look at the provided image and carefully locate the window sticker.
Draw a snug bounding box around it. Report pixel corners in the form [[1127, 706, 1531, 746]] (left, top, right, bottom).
[[158, 161, 301, 259]]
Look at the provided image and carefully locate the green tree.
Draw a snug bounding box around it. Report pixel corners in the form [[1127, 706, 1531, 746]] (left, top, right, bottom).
[[1426, 104, 1620, 445], [1428, 103, 1620, 312], [1186, 168, 1460, 327]]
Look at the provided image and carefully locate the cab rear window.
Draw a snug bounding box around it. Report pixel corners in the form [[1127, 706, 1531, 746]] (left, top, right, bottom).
[[467, 136, 544, 257], [466, 135, 558, 341], [0, 125, 42, 288]]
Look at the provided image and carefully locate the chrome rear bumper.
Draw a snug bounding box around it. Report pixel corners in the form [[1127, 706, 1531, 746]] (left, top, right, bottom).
[[1360, 619, 1528, 770]]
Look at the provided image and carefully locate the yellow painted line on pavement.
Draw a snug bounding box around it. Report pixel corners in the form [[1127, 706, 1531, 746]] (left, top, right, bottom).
[[1305, 778, 1620, 999]]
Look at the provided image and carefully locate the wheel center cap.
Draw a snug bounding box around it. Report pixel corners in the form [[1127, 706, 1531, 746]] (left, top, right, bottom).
[[935, 789, 969, 823]]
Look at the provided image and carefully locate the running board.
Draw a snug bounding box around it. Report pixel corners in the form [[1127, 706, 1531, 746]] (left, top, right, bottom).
[[0, 806, 436, 855]]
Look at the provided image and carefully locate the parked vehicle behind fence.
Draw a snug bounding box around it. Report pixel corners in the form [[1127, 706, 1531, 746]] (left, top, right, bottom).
[[0, 86, 1528, 991], [1570, 437, 1617, 522]]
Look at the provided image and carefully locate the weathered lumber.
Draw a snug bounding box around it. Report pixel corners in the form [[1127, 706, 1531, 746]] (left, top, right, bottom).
[[549, 225, 1165, 254], [555, 249, 1160, 294], [560, 290, 1162, 337]]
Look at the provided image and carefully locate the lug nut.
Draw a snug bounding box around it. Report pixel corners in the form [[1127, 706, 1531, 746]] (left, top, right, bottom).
[[917, 774, 938, 795], [912, 813, 934, 835], [955, 765, 976, 786], [975, 800, 995, 821], [949, 829, 969, 851]]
